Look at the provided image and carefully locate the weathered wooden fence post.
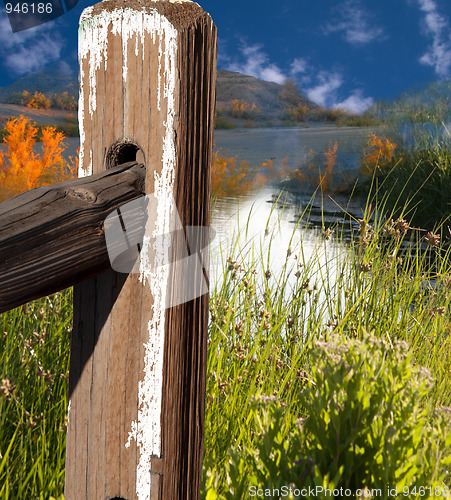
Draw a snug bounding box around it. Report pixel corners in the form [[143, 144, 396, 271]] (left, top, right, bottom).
[[65, 1, 217, 498]]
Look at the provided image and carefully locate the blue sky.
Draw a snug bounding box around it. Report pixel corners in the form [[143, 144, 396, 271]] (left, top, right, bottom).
[[0, 0, 451, 113]]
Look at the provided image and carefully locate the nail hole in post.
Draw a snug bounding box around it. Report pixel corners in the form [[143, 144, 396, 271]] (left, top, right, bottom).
[[106, 140, 145, 169]]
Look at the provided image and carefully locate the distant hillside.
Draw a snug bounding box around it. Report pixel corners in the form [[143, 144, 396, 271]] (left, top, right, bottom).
[[0, 62, 318, 125], [0, 61, 78, 102], [215, 69, 317, 118]]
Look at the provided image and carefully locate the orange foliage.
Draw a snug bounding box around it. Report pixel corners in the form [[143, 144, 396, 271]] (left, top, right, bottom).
[[262, 156, 294, 181], [285, 105, 309, 122], [319, 141, 338, 193], [0, 116, 78, 201], [287, 144, 350, 194], [211, 149, 266, 197], [230, 99, 261, 118], [361, 134, 397, 175], [210, 144, 346, 197], [27, 91, 51, 109], [210, 151, 302, 197]]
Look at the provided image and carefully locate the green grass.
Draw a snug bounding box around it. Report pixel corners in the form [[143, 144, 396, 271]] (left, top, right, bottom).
[[0, 191, 450, 498], [353, 117, 451, 232], [54, 117, 79, 138], [214, 114, 236, 130], [0, 292, 71, 498], [202, 195, 451, 496], [359, 142, 451, 230]]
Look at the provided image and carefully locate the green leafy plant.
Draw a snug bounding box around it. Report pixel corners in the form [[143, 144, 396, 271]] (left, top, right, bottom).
[[205, 333, 451, 499]]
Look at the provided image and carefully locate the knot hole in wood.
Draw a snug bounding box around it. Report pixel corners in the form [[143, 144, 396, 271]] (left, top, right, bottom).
[[106, 140, 145, 169]]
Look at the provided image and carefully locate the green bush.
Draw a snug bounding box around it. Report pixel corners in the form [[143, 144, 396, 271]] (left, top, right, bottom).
[[205, 333, 451, 499], [4, 90, 50, 109], [215, 115, 235, 130], [56, 115, 79, 136], [4, 90, 77, 111]]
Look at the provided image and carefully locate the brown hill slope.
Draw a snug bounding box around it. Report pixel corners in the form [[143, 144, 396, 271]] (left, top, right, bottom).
[[216, 69, 317, 117], [0, 63, 317, 123], [0, 61, 78, 102]]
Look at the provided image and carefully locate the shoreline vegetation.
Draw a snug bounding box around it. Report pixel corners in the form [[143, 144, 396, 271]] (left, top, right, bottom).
[[0, 94, 450, 497]]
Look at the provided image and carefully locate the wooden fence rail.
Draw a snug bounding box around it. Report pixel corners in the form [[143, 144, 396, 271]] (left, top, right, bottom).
[[0, 161, 145, 314]]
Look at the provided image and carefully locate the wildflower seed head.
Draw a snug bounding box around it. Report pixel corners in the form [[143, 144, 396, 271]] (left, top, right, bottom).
[[0, 378, 15, 397], [424, 231, 440, 247], [430, 306, 446, 316], [394, 218, 410, 234], [323, 227, 334, 240]]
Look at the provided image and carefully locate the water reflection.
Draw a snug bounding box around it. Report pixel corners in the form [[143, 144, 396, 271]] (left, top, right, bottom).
[[209, 186, 362, 293]]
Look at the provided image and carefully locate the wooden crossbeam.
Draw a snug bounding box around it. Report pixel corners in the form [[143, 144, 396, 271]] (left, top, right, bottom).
[[0, 161, 145, 314]]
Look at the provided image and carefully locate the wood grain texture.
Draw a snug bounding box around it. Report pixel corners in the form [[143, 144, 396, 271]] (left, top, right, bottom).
[[0, 161, 145, 314], [161, 16, 217, 500], [66, 1, 216, 499]]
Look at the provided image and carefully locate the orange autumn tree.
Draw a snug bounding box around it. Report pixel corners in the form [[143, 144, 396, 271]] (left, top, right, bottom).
[[26, 91, 51, 109], [211, 149, 266, 197], [361, 134, 397, 175], [0, 115, 78, 201], [229, 99, 261, 119]]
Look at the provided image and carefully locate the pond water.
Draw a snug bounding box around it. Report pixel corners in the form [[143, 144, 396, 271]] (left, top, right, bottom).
[[209, 185, 368, 293], [209, 126, 373, 288], [213, 125, 373, 169]]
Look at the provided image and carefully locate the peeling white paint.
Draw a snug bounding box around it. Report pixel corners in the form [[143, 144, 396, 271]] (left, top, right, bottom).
[[78, 3, 183, 175], [132, 16, 178, 498], [78, 4, 179, 499]]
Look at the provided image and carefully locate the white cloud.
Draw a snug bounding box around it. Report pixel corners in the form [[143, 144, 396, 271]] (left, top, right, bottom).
[[323, 0, 384, 45], [334, 91, 374, 114], [0, 17, 65, 75], [221, 40, 374, 114], [305, 71, 343, 107], [290, 57, 308, 75], [416, 0, 451, 78], [226, 42, 287, 84], [304, 71, 373, 113]]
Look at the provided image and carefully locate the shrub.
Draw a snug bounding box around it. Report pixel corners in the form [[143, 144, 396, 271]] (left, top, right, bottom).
[[27, 91, 51, 109], [4, 90, 77, 110], [5, 90, 50, 109], [0, 115, 78, 201], [283, 104, 309, 122], [211, 149, 266, 197], [51, 92, 77, 111], [215, 114, 235, 130], [229, 99, 262, 120], [360, 134, 398, 176], [205, 333, 451, 499], [4, 90, 31, 106], [56, 114, 79, 136], [358, 140, 451, 229]]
